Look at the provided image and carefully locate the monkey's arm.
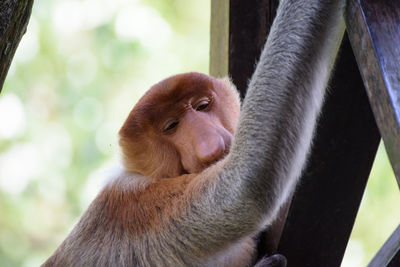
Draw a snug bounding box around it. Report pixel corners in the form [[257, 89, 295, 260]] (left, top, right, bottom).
[[227, 0, 347, 221], [165, 0, 346, 262]]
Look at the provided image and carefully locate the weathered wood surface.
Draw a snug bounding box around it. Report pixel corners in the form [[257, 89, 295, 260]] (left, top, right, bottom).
[[368, 224, 400, 267], [277, 34, 380, 266], [0, 0, 34, 93], [346, 0, 400, 187]]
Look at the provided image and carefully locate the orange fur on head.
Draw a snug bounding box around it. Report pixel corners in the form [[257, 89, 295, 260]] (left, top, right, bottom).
[[119, 72, 240, 179]]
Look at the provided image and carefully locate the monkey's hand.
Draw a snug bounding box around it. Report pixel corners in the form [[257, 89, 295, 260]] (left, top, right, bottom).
[[254, 254, 287, 267]]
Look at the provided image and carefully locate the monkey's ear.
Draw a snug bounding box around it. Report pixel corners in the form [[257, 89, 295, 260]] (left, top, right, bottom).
[[119, 134, 150, 173], [119, 135, 183, 179], [119, 106, 148, 138], [119, 120, 184, 179], [118, 108, 154, 173]]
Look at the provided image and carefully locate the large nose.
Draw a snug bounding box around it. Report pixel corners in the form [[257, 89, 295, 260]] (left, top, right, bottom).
[[194, 133, 226, 164]]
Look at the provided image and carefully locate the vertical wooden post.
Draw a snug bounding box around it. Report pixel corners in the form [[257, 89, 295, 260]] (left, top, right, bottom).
[[227, 0, 277, 98], [210, 0, 278, 97], [210, 1, 229, 78]]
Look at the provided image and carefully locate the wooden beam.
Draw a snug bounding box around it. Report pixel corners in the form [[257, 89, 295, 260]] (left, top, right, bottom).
[[368, 224, 400, 267], [210, 0, 229, 78], [0, 0, 34, 93], [228, 0, 277, 98], [388, 251, 400, 267], [277, 34, 380, 266], [346, 0, 400, 187], [210, 0, 278, 97]]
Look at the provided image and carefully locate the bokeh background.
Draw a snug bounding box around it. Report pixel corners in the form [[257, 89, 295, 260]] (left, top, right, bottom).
[[0, 0, 398, 266]]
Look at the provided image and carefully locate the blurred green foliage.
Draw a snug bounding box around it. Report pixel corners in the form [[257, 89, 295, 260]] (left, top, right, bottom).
[[0, 0, 398, 266]]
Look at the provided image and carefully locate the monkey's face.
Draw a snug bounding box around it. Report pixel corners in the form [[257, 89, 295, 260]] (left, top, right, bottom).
[[162, 92, 233, 174], [119, 72, 241, 179]]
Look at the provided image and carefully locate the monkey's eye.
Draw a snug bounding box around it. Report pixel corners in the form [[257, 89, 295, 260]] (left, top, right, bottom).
[[195, 99, 210, 111], [163, 120, 179, 133]]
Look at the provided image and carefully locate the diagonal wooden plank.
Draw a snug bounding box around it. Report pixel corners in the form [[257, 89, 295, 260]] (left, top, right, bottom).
[[368, 224, 400, 267], [346, 0, 400, 188], [277, 33, 380, 266], [342, 1, 400, 265], [387, 251, 400, 267]]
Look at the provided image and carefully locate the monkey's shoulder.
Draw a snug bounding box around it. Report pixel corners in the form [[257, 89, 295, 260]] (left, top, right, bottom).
[[96, 171, 196, 219]]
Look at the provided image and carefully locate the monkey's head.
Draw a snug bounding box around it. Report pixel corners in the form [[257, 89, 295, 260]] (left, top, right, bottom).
[[119, 72, 241, 179]]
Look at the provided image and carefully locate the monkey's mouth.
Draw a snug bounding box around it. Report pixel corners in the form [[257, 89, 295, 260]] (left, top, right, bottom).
[[181, 142, 231, 175]]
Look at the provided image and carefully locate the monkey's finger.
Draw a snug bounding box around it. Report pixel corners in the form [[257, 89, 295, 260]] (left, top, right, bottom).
[[254, 254, 287, 267]]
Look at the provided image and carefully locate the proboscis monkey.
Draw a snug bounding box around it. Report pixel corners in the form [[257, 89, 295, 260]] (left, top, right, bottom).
[[43, 0, 345, 265]]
